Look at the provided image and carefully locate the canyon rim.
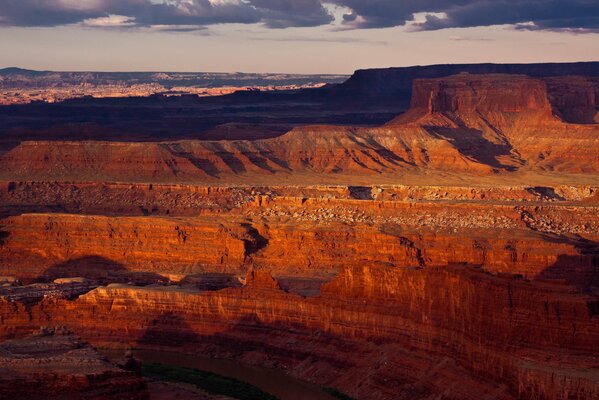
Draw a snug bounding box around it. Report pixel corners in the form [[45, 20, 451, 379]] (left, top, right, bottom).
[[1, 2, 599, 399]]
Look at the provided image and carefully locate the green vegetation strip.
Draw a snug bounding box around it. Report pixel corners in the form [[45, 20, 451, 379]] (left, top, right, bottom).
[[142, 362, 277, 400]]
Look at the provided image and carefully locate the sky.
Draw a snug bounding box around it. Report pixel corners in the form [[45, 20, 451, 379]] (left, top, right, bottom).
[[0, 0, 598, 74]]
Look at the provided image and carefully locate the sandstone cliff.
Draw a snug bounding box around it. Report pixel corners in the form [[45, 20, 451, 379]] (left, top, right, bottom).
[[334, 62, 599, 110], [1, 74, 597, 183], [2, 267, 597, 400], [1, 209, 597, 285], [0, 332, 148, 399]]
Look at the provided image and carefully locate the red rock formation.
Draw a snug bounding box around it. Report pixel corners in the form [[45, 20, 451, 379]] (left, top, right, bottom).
[[0, 332, 148, 399], [392, 74, 599, 173], [545, 76, 599, 124], [1, 209, 597, 284], [1, 181, 597, 219], [2, 71, 599, 400], [0, 214, 256, 282], [2, 74, 597, 182], [2, 267, 597, 400]]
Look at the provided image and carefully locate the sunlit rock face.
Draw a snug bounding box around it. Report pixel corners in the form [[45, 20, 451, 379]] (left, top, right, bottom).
[[2, 73, 598, 182], [1, 69, 598, 400]]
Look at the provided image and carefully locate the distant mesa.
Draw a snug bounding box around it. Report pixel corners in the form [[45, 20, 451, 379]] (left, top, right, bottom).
[[1, 62, 599, 400], [1, 72, 597, 183]]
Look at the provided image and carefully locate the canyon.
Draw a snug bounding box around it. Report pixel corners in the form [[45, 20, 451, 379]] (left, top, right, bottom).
[[0, 330, 148, 399], [0, 68, 346, 105], [0, 64, 598, 399], [2, 74, 598, 184]]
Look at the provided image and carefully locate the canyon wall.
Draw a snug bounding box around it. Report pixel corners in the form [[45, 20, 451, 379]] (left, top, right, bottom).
[[1, 203, 597, 285], [335, 62, 599, 112], [1, 70, 598, 400], [1, 266, 597, 400], [0, 332, 148, 400], [2, 74, 597, 184]]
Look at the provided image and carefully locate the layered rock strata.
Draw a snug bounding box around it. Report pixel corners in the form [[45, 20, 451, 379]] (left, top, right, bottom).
[[1, 74, 598, 183], [0, 332, 148, 399], [1, 71, 598, 400], [1, 268, 597, 400], [1, 210, 597, 284]]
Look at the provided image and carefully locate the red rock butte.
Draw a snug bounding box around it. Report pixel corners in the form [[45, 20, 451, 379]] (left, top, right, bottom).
[[0, 70, 598, 400]]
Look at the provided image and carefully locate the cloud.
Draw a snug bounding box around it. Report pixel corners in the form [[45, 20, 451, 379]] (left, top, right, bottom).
[[447, 35, 494, 41], [329, 0, 599, 32], [82, 14, 136, 28], [246, 0, 333, 28], [0, 0, 324, 29], [407, 1, 599, 33], [0, 0, 597, 33], [250, 35, 388, 45]]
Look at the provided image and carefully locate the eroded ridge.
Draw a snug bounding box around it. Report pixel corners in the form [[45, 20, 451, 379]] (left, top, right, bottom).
[[1, 72, 598, 400], [2, 74, 598, 183]]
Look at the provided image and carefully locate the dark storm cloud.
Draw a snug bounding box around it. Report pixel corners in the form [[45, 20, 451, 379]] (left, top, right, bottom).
[[411, 1, 599, 32], [329, 0, 599, 31], [246, 0, 333, 28], [332, 0, 599, 34], [0, 0, 597, 32], [0, 0, 330, 29], [0, 0, 260, 28]]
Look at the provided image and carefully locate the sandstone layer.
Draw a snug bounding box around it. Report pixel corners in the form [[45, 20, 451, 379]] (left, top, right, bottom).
[[1, 190, 598, 399], [0, 332, 148, 399], [1, 198, 597, 284], [1, 266, 597, 400], [1, 71, 598, 400], [2, 74, 598, 184]]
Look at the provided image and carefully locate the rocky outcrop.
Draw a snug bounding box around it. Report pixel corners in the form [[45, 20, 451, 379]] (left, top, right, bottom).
[[0, 214, 258, 282], [545, 77, 599, 124], [1, 209, 597, 285], [391, 74, 599, 173], [2, 267, 597, 400], [0, 332, 148, 399], [1, 181, 597, 219], [0, 278, 96, 305], [334, 61, 599, 108], [405, 74, 552, 117], [2, 74, 597, 182]]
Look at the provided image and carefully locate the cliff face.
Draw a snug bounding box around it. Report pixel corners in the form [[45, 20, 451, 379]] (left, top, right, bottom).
[[335, 62, 599, 109], [2, 266, 597, 400], [1, 209, 597, 285], [0, 333, 148, 400], [2, 74, 597, 182], [1, 181, 597, 217], [0, 214, 255, 282], [391, 74, 599, 173], [408, 74, 551, 115], [545, 77, 599, 124]]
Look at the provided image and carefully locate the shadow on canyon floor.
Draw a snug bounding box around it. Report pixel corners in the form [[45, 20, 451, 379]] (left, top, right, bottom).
[[130, 308, 511, 400], [0, 206, 68, 219], [137, 311, 360, 367], [136, 312, 351, 400], [38, 255, 169, 285]]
